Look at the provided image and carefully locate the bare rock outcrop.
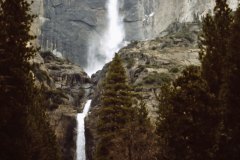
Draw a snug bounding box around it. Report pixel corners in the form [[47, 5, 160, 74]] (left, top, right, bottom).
[[32, 52, 91, 160]]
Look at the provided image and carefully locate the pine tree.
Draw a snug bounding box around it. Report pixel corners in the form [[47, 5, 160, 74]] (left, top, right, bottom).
[[156, 66, 219, 160], [95, 53, 134, 160], [0, 1, 60, 160], [216, 4, 240, 160], [199, 1, 240, 159], [199, 0, 232, 95], [114, 99, 157, 160], [95, 54, 157, 160], [130, 101, 157, 160]]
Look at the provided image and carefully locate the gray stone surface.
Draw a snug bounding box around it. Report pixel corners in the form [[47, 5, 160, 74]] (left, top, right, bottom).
[[34, 0, 108, 67], [123, 0, 238, 41], [32, 51, 91, 160], [30, 0, 238, 68]]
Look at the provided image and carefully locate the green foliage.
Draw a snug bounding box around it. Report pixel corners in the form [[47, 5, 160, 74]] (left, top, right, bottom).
[[95, 54, 156, 160], [156, 1, 240, 160], [95, 54, 134, 160], [199, 0, 232, 95], [199, 1, 240, 159], [156, 66, 219, 160], [0, 1, 60, 160], [143, 72, 172, 85], [216, 5, 240, 160], [169, 67, 180, 73]]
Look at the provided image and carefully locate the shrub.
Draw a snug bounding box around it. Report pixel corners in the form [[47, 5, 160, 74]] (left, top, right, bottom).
[[170, 67, 180, 73], [143, 72, 172, 85]]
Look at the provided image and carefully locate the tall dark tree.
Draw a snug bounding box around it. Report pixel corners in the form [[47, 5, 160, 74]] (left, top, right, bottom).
[[217, 4, 240, 160], [95, 54, 157, 160], [95, 54, 134, 160], [130, 101, 157, 160], [0, 1, 60, 160], [199, 0, 232, 95], [156, 66, 219, 160], [199, 1, 240, 159], [114, 98, 157, 160]]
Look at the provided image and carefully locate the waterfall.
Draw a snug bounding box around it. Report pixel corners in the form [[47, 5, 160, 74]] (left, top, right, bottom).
[[76, 0, 125, 159], [85, 0, 125, 75], [76, 100, 92, 160]]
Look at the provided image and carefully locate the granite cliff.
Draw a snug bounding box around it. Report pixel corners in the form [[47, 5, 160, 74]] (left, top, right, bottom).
[[32, 52, 91, 160], [31, 0, 238, 67]]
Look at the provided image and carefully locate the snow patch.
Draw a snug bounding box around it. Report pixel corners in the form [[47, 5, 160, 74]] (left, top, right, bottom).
[[39, 16, 50, 23], [52, 49, 63, 58]]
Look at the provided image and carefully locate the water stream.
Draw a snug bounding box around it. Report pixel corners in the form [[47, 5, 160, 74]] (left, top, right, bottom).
[[76, 0, 125, 159], [76, 100, 92, 160]]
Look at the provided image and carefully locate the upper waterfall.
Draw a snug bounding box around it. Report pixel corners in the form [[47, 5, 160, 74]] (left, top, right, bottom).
[[85, 0, 125, 75], [102, 0, 125, 62]]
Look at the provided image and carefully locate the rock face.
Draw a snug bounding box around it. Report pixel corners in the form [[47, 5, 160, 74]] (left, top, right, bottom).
[[32, 52, 91, 160], [123, 0, 238, 40], [38, 0, 108, 66], [31, 0, 238, 67], [85, 22, 201, 160]]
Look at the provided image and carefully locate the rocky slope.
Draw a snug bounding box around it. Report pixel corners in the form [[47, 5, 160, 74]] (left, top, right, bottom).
[[32, 52, 91, 160], [85, 22, 201, 160], [30, 0, 238, 67]]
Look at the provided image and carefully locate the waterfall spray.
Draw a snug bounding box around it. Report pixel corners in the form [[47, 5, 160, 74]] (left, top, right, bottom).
[[102, 0, 125, 62], [85, 0, 125, 75]]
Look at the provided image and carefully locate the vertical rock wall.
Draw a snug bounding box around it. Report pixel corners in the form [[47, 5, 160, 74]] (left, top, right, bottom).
[[38, 0, 108, 66], [123, 0, 238, 40], [31, 0, 238, 68]]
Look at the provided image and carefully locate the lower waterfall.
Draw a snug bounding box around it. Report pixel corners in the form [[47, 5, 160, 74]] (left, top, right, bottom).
[[76, 100, 92, 160]]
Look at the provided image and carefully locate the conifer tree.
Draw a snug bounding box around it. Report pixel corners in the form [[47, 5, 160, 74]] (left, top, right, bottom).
[[156, 66, 219, 160], [95, 53, 134, 160], [217, 5, 240, 160], [199, 1, 240, 159], [130, 101, 157, 160], [113, 99, 157, 160], [199, 0, 232, 95], [0, 1, 60, 160], [96, 54, 156, 160]]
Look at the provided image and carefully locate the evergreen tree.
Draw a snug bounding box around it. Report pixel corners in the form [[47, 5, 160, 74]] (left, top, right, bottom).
[[96, 54, 157, 160], [199, 1, 240, 159], [130, 101, 157, 160], [0, 1, 60, 160], [199, 0, 232, 95], [95, 53, 134, 160], [217, 4, 240, 160], [113, 98, 157, 160], [156, 66, 219, 160]]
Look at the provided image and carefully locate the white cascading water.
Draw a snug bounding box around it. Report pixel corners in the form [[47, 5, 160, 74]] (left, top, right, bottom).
[[76, 100, 92, 160], [85, 0, 125, 75], [77, 0, 125, 160]]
